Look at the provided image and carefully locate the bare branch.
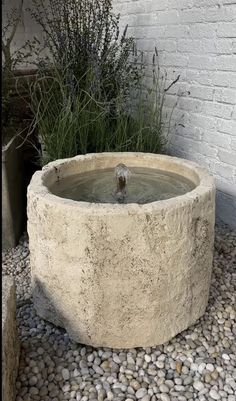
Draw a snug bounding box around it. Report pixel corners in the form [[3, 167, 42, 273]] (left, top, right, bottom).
[[164, 74, 180, 93], [5, 0, 24, 46]]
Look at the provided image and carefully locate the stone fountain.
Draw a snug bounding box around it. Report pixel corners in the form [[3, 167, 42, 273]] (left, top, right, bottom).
[[27, 152, 215, 348]]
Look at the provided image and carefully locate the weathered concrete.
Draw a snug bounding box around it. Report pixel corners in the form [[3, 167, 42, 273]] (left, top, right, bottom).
[[2, 135, 24, 249], [2, 276, 20, 401], [27, 152, 215, 348]]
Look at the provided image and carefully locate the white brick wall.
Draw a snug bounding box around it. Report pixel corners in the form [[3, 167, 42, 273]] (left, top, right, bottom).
[[114, 0, 236, 229]]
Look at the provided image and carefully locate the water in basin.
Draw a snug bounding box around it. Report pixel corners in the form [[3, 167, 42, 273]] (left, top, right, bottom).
[[49, 167, 195, 204]]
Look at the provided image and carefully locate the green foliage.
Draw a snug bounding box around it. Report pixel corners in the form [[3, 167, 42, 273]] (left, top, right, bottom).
[[29, 0, 143, 104], [29, 59, 177, 165], [27, 0, 179, 164]]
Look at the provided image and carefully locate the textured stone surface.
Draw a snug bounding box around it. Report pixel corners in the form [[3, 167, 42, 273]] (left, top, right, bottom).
[[27, 152, 215, 348], [2, 276, 20, 401]]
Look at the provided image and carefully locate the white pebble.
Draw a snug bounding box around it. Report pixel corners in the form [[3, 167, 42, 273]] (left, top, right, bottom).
[[193, 381, 205, 391], [160, 394, 170, 401], [136, 388, 148, 399], [209, 389, 220, 400], [222, 354, 230, 360], [159, 384, 169, 393], [206, 363, 214, 372]]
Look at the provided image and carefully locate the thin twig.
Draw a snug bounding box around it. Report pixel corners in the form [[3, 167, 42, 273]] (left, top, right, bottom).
[[5, 0, 24, 46], [164, 74, 180, 92]]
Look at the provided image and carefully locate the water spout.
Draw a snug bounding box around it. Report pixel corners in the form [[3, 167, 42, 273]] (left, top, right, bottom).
[[114, 163, 130, 203]]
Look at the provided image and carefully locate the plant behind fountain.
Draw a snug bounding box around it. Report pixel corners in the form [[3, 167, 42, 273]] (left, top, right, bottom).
[[28, 0, 178, 165]]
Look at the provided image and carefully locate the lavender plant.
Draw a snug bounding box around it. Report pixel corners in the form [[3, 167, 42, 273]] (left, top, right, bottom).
[[29, 0, 143, 104], [27, 0, 179, 163]]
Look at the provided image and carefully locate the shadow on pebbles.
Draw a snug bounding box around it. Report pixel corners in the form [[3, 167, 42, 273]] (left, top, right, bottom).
[[2, 224, 236, 401]]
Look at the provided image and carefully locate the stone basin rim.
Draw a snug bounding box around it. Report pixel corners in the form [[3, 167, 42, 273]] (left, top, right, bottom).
[[28, 152, 215, 213]]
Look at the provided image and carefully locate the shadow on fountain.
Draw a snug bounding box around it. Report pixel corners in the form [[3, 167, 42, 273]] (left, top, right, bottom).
[[32, 278, 85, 342]]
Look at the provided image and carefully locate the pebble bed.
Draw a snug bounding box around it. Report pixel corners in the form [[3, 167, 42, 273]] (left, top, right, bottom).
[[2, 224, 236, 401]]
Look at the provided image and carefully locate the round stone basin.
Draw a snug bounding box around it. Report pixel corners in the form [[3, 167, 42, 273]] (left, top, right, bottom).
[[27, 152, 215, 348]]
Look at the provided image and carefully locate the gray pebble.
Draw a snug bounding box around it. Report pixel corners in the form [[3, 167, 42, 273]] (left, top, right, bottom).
[[62, 368, 70, 380], [159, 384, 169, 393], [136, 388, 148, 399], [209, 389, 220, 400], [193, 381, 204, 391]]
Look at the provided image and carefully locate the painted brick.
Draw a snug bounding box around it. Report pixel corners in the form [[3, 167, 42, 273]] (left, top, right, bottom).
[[212, 71, 230, 87], [181, 6, 235, 24], [218, 150, 236, 167], [215, 88, 236, 104], [216, 39, 233, 54], [186, 151, 215, 169], [217, 22, 236, 37], [216, 190, 236, 228], [216, 179, 236, 197], [162, 53, 189, 67], [134, 26, 165, 38], [171, 135, 201, 152], [225, 72, 236, 88], [232, 40, 236, 52], [189, 23, 216, 38], [232, 106, 236, 120], [198, 143, 218, 158], [232, 138, 236, 151], [217, 119, 236, 135], [164, 68, 187, 82], [136, 39, 156, 51], [189, 85, 214, 100], [178, 97, 202, 113], [217, 55, 236, 71], [135, 13, 155, 26], [214, 72, 236, 88], [168, 0, 217, 8], [155, 11, 180, 25], [164, 94, 179, 108], [146, 0, 170, 12], [176, 125, 202, 141], [126, 1, 145, 14], [178, 39, 217, 54], [156, 40, 177, 52], [164, 25, 190, 38], [213, 162, 235, 180], [202, 102, 233, 119], [166, 0, 194, 9], [186, 70, 212, 86], [191, 113, 216, 130], [203, 131, 231, 149], [188, 55, 217, 70]]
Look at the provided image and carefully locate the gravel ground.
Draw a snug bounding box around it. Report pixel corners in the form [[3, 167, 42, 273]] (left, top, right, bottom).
[[2, 224, 236, 401]]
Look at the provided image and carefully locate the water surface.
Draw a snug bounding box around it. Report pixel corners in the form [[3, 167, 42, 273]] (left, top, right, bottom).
[[50, 167, 195, 204]]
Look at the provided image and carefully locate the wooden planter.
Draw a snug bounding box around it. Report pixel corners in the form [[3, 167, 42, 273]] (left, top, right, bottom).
[[2, 69, 39, 249], [2, 135, 24, 249]]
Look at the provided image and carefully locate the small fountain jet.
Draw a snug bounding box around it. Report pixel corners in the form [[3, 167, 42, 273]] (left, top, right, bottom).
[[114, 163, 130, 203]]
